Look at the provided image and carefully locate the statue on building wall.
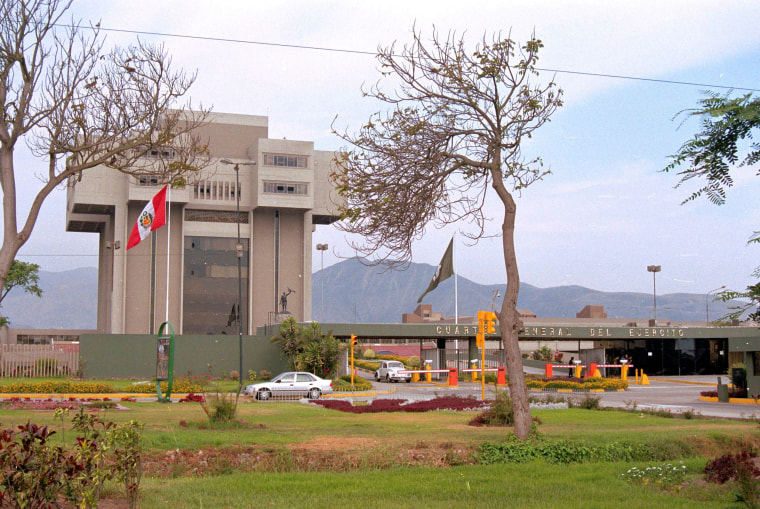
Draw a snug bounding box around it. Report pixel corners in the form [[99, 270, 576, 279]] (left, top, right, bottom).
[[280, 288, 295, 313]]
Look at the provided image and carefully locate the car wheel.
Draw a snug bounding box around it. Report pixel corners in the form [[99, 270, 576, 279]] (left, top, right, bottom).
[[308, 388, 321, 400], [385, 374, 390, 383], [374, 372, 379, 380], [257, 389, 271, 401], [406, 378, 411, 383]]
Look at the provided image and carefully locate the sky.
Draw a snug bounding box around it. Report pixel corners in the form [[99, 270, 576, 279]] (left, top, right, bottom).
[[11, 0, 760, 297]]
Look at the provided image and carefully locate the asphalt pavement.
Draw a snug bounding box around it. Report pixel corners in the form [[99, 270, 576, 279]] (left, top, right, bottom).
[[361, 373, 760, 420]]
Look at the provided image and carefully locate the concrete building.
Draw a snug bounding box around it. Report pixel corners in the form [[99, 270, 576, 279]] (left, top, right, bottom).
[[65, 112, 341, 335]]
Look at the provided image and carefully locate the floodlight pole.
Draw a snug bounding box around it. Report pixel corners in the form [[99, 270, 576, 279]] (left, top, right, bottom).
[[647, 265, 661, 324]]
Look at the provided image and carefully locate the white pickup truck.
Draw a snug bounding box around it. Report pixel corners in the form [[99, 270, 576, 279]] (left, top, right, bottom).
[[375, 360, 412, 383]]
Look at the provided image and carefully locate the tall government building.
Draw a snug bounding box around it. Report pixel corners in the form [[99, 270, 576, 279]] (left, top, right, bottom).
[[65, 112, 341, 335]]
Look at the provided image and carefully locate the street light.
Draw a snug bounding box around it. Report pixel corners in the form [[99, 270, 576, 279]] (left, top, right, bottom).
[[647, 265, 661, 324], [220, 158, 255, 393], [491, 289, 501, 312], [316, 243, 328, 321], [706, 285, 726, 326]]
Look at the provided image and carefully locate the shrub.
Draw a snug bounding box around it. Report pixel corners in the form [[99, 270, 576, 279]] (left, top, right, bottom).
[[362, 348, 376, 359], [312, 396, 488, 413], [407, 356, 421, 369], [573, 394, 602, 410], [472, 390, 513, 426], [259, 369, 271, 380], [228, 370, 240, 381], [333, 375, 372, 392], [700, 388, 748, 398], [704, 450, 760, 484], [0, 380, 115, 394], [200, 386, 238, 423], [248, 370, 257, 381], [477, 438, 659, 465]]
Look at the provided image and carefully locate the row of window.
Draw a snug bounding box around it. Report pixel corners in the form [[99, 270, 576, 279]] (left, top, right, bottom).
[[263, 153, 308, 168], [263, 181, 309, 195], [194, 180, 240, 201], [185, 209, 249, 224]]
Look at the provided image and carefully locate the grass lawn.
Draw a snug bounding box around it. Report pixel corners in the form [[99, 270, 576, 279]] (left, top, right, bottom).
[[0, 393, 757, 507]]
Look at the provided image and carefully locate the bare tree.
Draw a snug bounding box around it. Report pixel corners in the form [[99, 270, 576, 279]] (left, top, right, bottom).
[[331, 28, 562, 439], [0, 0, 209, 291]]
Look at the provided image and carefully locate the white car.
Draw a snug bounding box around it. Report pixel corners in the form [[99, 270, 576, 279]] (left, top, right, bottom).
[[375, 360, 412, 383], [244, 372, 333, 400]]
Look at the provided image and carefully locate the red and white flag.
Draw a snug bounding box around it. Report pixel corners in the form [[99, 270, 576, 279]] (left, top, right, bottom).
[[126, 185, 167, 250]]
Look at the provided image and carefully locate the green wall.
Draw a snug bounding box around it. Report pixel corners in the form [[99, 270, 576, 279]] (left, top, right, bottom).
[[80, 333, 288, 379]]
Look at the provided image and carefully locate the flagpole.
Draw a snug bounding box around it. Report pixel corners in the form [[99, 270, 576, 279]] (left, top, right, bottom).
[[165, 184, 171, 323], [454, 232, 458, 325], [150, 233, 156, 334]]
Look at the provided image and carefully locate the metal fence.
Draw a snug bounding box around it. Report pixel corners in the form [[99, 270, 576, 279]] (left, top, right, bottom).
[[0, 343, 79, 378]]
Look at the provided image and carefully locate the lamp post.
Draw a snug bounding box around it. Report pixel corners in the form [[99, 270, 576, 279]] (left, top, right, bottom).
[[491, 289, 501, 312], [647, 265, 661, 324], [221, 159, 255, 393], [316, 243, 328, 321], [706, 285, 726, 326]]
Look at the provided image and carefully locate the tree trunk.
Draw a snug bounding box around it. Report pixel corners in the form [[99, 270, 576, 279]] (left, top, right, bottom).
[[498, 190, 532, 439]]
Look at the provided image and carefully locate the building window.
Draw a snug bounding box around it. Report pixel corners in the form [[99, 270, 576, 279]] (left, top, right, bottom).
[[145, 148, 175, 159], [185, 209, 249, 224], [183, 236, 249, 335], [263, 153, 308, 168], [193, 180, 240, 201], [135, 176, 161, 186], [263, 181, 308, 195]]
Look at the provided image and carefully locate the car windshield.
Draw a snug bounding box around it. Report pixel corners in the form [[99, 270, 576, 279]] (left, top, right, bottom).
[[387, 361, 404, 368], [271, 373, 292, 383]]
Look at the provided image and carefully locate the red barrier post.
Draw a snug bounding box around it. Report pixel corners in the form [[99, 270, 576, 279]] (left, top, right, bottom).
[[545, 363, 553, 378], [448, 368, 458, 387], [497, 367, 506, 385], [587, 363, 597, 379]]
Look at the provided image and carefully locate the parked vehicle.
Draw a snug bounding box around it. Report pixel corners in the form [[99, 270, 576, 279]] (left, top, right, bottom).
[[375, 360, 412, 383], [243, 372, 333, 400]]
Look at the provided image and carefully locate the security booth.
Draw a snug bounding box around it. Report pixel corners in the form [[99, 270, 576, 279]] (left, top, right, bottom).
[[729, 332, 760, 396]]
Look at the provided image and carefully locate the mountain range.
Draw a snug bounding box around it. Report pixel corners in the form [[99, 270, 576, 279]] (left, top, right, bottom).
[[0, 259, 741, 329]]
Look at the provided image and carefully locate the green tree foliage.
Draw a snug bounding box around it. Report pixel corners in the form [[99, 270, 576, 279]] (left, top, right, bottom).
[[271, 318, 341, 378], [665, 93, 760, 320], [664, 92, 760, 205], [331, 27, 562, 439], [0, 260, 43, 326]]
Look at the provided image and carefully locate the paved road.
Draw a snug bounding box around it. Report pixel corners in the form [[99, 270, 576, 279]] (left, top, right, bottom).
[[361, 374, 760, 420]]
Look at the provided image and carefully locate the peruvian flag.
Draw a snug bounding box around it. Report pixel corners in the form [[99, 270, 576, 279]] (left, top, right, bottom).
[[126, 185, 167, 250]]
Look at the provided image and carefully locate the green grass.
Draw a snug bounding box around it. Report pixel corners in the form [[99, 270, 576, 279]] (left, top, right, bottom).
[[137, 460, 730, 509], [0, 392, 757, 507]]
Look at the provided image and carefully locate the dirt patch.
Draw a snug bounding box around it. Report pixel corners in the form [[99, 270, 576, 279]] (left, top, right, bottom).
[[142, 440, 477, 478]]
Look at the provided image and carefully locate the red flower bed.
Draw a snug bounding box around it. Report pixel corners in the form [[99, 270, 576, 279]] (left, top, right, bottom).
[[312, 396, 489, 413], [700, 388, 748, 398]]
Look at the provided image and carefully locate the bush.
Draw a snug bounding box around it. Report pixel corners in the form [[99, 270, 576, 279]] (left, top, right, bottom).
[[471, 390, 513, 426], [477, 437, 658, 465], [0, 380, 115, 394], [200, 386, 238, 423], [0, 416, 144, 509], [228, 370, 240, 381], [362, 348, 376, 359], [704, 450, 760, 484], [259, 370, 271, 380], [406, 356, 421, 369], [248, 370, 257, 381], [332, 376, 372, 392], [312, 396, 488, 413]]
